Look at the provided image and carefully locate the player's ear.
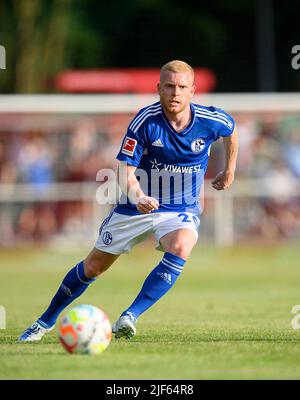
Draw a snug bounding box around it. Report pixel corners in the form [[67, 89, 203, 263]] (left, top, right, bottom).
[[157, 82, 161, 94], [191, 84, 196, 97]]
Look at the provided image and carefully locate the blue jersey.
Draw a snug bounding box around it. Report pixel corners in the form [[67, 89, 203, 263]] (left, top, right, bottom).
[[115, 101, 235, 216]]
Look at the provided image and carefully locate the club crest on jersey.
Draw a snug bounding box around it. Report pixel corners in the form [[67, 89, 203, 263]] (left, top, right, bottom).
[[102, 231, 113, 245], [191, 138, 205, 153], [122, 137, 137, 156]]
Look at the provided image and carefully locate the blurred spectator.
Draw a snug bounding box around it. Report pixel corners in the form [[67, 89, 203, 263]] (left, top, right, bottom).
[[258, 160, 299, 241], [234, 115, 259, 177], [0, 112, 299, 246], [17, 204, 58, 244], [0, 138, 17, 184], [283, 131, 300, 179], [249, 120, 282, 178], [17, 134, 54, 191]]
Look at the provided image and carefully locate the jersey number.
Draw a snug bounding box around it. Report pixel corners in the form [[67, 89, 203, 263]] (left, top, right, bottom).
[[178, 213, 200, 229], [177, 213, 191, 223]]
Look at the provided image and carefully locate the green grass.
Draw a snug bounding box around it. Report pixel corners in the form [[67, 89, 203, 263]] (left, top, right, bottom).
[[1, 243, 300, 379]]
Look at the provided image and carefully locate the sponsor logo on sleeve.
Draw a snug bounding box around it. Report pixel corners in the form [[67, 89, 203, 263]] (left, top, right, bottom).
[[122, 137, 137, 156]]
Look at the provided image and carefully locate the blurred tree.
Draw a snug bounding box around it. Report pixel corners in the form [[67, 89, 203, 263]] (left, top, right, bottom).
[[0, 0, 299, 92], [0, 0, 100, 92], [0, 0, 16, 92], [14, 0, 74, 92]]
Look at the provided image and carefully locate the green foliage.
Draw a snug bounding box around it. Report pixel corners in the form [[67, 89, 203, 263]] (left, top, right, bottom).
[[0, 1, 299, 92]]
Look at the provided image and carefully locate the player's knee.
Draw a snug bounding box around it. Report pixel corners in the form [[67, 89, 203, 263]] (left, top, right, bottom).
[[167, 242, 190, 260], [83, 249, 118, 278], [83, 257, 105, 278]]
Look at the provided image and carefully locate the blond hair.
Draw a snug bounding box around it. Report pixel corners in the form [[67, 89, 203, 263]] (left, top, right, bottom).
[[160, 60, 194, 81]]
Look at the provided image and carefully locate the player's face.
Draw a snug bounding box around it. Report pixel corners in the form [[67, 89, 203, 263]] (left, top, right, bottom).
[[158, 71, 195, 114]]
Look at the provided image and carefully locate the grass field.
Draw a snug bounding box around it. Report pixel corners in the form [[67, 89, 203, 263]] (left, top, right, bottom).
[[1, 243, 300, 380]]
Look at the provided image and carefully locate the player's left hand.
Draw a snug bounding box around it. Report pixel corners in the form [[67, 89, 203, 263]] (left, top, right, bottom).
[[211, 170, 235, 190]]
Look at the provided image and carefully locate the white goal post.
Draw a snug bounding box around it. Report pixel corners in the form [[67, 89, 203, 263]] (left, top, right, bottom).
[[0, 93, 300, 113]]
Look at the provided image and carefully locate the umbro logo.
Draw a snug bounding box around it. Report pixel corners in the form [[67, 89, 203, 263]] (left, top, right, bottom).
[[157, 272, 172, 285], [152, 139, 164, 147]]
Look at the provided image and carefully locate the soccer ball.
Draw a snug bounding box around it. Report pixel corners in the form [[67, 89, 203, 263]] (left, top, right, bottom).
[[57, 304, 112, 355]]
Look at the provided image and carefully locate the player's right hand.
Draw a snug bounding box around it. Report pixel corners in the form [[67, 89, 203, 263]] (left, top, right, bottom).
[[136, 196, 159, 214]]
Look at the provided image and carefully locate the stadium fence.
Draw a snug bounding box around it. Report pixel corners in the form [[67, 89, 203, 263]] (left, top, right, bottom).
[[0, 94, 299, 247]]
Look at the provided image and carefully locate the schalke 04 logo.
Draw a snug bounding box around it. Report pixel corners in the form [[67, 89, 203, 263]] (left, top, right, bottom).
[[191, 138, 205, 153], [102, 231, 113, 245]]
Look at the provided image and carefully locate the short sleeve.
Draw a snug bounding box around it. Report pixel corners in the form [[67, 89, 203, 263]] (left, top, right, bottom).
[[214, 107, 235, 139], [116, 127, 146, 166]]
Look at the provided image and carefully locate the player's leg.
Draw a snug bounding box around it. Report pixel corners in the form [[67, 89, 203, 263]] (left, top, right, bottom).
[[19, 210, 153, 341], [158, 228, 197, 259], [114, 226, 197, 339], [19, 248, 118, 341]]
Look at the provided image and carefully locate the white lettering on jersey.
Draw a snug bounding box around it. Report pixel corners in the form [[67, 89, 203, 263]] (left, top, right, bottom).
[[163, 164, 202, 173]]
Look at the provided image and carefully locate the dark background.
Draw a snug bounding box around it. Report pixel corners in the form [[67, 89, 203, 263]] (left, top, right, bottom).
[[0, 0, 299, 93]]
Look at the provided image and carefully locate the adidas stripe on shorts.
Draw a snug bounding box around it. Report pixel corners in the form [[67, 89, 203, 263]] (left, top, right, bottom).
[[95, 210, 200, 255]]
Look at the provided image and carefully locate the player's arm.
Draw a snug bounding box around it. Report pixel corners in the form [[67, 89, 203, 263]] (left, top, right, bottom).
[[211, 126, 238, 190], [117, 162, 159, 214]]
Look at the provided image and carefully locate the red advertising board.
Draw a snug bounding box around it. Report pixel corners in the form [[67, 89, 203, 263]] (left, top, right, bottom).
[[55, 68, 216, 93]]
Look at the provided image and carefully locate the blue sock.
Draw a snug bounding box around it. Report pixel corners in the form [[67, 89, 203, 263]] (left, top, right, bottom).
[[121, 252, 186, 320], [38, 261, 95, 328]]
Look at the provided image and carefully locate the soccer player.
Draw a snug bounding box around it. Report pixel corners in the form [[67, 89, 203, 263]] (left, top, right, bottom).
[[19, 60, 238, 341]]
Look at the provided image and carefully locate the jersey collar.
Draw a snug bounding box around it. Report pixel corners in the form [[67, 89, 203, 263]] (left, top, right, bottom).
[[161, 103, 196, 136]]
